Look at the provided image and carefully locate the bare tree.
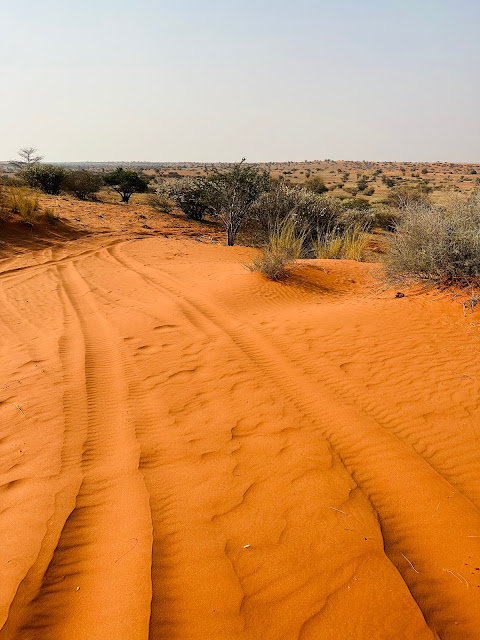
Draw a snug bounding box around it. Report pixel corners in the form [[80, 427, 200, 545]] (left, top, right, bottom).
[[10, 147, 44, 168]]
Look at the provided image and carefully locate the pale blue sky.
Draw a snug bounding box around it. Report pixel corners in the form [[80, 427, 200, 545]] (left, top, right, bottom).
[[1, 0, 479, 162]]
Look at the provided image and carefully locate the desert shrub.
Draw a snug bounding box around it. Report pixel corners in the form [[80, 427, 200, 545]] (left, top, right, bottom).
[[338, 208, 376, 231], [357, 179, 369, 192], [314, 224, 370, 261], [104, 168, 149, 203], [295, 192, 345, 245], [364, 186, 375, 196], [304, 175, 328, 194], [147, 192, 175, 213], [253, 183, 344, 248], [384, 192, 480, 284], [369, 203, 401, 230], [251, 182, 304, 233], [63, 170, 103, 200], [386, 184, 431, 209], [343, 197, 371, 211], [155, 177, 213, 220], [21, 165, 67, 195], [382, 176, 396, 187], [207, 160, 271, 245], [342, 202, 400, 234]]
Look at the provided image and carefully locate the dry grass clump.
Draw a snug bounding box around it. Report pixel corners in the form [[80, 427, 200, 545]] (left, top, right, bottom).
[[247, 247, 294, 281], [267, 215, 306, 259], [43, 207, 60, 225], [384, 192, 480, 285], [314, 225, 370, 261], [0, 186, 10, 221], [8, 188, 40, 224], [247, 217, 303, 280], [0, 187, 59, 227]]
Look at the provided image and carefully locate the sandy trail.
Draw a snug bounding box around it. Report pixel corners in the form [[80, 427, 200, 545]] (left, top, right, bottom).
[[1, 234, 479, 639]]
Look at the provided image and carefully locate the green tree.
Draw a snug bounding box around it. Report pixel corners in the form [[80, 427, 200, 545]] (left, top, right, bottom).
[[208, 160, 270, 245], [104, 168, 149, 203]]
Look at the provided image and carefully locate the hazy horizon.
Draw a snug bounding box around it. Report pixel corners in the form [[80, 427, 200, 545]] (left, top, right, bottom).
[[2, 0, 479, 163]]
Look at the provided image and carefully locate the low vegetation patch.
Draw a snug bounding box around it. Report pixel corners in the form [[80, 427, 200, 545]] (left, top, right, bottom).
[[314, 225, 370, 261], [7, 188, 40, 224], [21, 165, 67, 195], [247, 216, 304, 280], [384, 192, 480, 285], [63, 170, 103, 200], [154, 176, 213, 220], [247, 247, 294, 281]]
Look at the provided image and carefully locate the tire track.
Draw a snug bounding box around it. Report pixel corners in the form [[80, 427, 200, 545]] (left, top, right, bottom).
[[3, 261, 153, 640], [111, 243, 480, 639]]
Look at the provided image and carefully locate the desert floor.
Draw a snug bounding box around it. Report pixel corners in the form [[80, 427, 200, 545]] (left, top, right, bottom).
[[1, 212, 480, 639]]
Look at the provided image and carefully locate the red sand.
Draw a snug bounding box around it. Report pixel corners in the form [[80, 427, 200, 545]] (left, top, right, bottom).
[[0, 225, 479, 639]]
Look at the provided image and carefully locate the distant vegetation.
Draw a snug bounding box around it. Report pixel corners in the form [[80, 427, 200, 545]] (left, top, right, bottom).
[[304, 175, 327, 194], [155, 176, 213, 221], [22, 165, 67, 195], [63, 170, 103, 200], [4, 148, 480, 288], [103, 168, 149, 203]]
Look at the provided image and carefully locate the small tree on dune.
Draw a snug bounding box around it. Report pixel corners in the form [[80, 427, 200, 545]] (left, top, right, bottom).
[[104, 168, 149, 203], [208, 159, 270, 245]]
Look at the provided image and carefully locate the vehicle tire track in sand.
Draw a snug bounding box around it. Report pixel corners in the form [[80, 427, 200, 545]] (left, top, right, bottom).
[[0, 273, 87, 638], [105, 243, 434, 639], [3, 261, 153, 640], [113, 243, 480, 639], [1, 235, 478, 639]]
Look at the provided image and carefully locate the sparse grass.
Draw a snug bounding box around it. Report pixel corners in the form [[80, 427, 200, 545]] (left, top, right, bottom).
[[247, 216, 305, 280], [8, 188, 40, 224], [0, 186, 10, 222], [247, 247, 294, 281], [314, 225, 370, 261], [267, 216, 306, 259], [147, 193, 175, 213], [43, 207, 60, 225]]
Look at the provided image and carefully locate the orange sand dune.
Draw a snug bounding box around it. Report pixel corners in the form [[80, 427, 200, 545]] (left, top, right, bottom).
[[1, 232, 480, 639]]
